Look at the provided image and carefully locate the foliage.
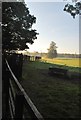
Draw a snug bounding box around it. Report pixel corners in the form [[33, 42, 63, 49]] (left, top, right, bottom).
[[47, 41, 57, 58], [2, 2, 38, 51], [64, 1, 81, 18]]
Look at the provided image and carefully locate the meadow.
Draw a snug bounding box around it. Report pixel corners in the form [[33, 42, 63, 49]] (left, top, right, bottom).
[[41, 57, 81, 67], [41, 57, 81, 73], [21, 60, 80, 119]]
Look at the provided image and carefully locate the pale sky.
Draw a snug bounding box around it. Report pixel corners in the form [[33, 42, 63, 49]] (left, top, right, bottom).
[[24, 1, 79, 54]]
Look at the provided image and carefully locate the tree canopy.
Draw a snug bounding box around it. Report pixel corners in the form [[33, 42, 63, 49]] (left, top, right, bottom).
[[47, 41, 57, 58], [2, 2, 38, 52], [64, 1, 81, 18]]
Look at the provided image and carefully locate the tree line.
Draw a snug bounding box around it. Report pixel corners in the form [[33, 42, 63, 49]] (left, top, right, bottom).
[[2, 1, 81, 56]]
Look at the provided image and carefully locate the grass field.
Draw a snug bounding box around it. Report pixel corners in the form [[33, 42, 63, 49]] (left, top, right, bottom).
[[41, 57, 81, 67], [21, 61, 80, 119]]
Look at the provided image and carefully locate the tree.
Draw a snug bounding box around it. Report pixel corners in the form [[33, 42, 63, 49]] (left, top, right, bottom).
[[63, 0, 81, 18], [2, 2, 38, 52], [47, 41, 57, 58]]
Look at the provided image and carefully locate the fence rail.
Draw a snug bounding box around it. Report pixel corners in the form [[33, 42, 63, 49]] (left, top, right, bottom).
[[3, 59, 44, 120]]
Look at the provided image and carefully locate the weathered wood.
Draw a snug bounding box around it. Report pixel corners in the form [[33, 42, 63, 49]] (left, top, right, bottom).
[[9, 88, 15, 117], [6, 53, 23, 80], [5, 70, 10, 114], [2, 69, 10, 118], [6, 59, 44, 120], [14, 91, 24, 120], [9, 79, 15, 102]]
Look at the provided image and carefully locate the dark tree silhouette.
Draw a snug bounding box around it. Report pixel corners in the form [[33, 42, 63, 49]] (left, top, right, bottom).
[[47, 41, 57, 58], [64, 1, 81, 18], [2, 2, 38, 52]]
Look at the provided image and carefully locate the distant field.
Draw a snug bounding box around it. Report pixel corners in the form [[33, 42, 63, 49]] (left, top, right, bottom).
[[41, 57, 81, 67]]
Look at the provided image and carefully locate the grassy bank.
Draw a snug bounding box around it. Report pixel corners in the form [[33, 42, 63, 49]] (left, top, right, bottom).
[[21, 61, 80, 119]]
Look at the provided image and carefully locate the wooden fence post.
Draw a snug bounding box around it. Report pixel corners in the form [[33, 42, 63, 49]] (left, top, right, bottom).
[[2, 69, 10, 118], [14, 91, 24, 120]]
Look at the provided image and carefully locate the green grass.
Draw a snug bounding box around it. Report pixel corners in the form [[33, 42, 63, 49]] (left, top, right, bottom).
[[21, 61, 80, 119], [40, 59, 81, 73], [41, 57, 81, 68]]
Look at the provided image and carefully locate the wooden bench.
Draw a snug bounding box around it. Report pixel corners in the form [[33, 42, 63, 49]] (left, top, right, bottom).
[[49, 67, 68, 77]]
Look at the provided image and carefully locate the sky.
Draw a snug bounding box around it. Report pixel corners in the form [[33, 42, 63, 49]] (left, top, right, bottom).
[[24, 1, 79, 54]]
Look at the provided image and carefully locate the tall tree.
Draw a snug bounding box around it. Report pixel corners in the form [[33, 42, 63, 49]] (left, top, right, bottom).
[[2, 2, 38, 52], [47, 41, 57, 58], [64, 0, 81, 18]]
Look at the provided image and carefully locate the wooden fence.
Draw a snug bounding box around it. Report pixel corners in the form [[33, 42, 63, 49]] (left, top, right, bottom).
[[2, 57, 44, 120], [23, 55, 41, 62]]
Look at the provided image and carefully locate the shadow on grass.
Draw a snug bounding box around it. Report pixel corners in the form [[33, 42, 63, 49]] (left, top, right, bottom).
[[21, 61, 80, 119]]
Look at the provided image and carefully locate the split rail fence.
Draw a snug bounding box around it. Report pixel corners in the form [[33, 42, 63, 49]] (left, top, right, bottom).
[[2, 54, 44, 120]]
